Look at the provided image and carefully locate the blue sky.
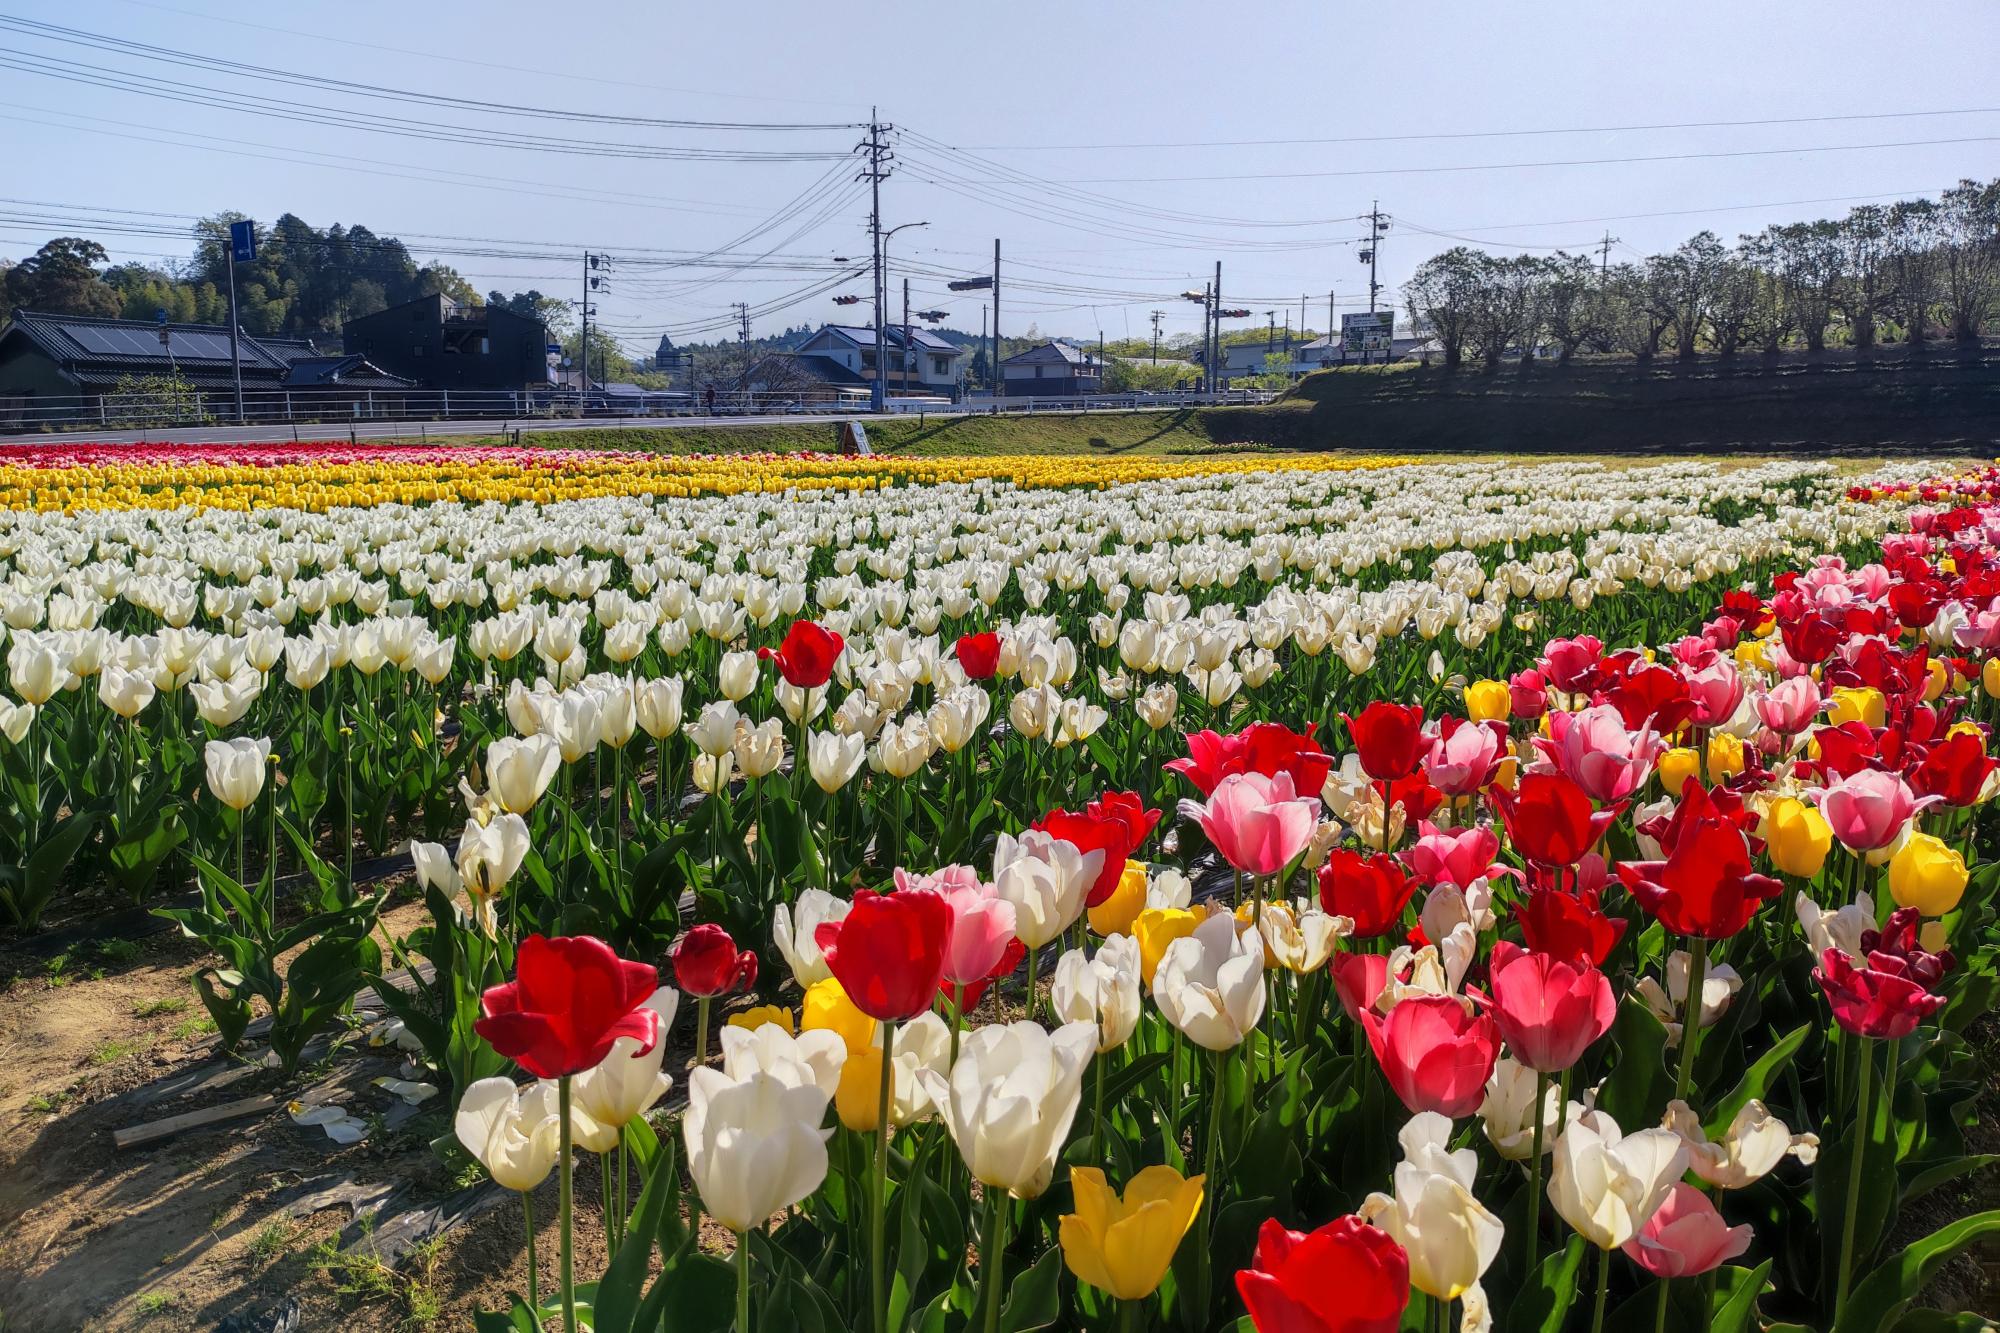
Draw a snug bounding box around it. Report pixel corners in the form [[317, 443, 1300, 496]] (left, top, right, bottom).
[[2, 0, 1996, 354]]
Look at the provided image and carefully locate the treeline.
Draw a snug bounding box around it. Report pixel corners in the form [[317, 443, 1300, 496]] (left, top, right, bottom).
[[1, 213, 498, 339], [1405, 178, 2000, 369]]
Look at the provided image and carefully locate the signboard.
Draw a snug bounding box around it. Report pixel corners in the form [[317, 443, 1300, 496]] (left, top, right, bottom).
[[546, 343, 562, 355], [1341, 311, 1394, 355], [228, 219, 257, 263], [946, 276, 993, 291]]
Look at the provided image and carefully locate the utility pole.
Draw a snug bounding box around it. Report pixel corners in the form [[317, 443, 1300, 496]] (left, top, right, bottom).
[[991, 238, 1001, 395], [1149, 309, 1163, 363], [1211, 261, 1222, 394], [225, 244, 243, 424], [733, 301, 751, 347], [859, 110, 894, 413], [1366, 201, 1387, 314], [1598, 231, 1619, 279], [1266, 310, 1276, 354], [1327, 290, 1335, 348], [901, 276, 911, 393], [580, 251, 608, 392]]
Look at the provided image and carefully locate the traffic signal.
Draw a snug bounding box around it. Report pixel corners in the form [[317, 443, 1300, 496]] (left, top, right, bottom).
[[1218, 308, 1252, 319], [833, 295, 862, 305]]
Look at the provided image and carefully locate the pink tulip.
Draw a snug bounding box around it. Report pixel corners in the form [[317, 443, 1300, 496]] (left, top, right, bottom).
[[1481, 941, 1616, 1073], [1684, 661, 1745, 727], [1508, 668, 1551, 720], [1542, 635, 1605, 693], [1850, 563, 1894, 601], [1361, 995, 1499, 1119], [895, 865, 988, 897], [1331, 951, 1390, 1025], [1699, 616, 1742, 651], [1403, 821, 1504, 890], [1621, 1183, 1752, 1278], [1422, 717, 1506, 796], [1530, 704, 1663, 804], [923, 874, 1017, 989], [1815, 769, 1937, 851], [1755, 675, 1821, 735], [1952, 608, 2000, 654], [1178, 770, 1319, 878]]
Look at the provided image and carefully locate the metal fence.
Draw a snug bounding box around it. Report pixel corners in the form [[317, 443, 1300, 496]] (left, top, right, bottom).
[[0, 385, 1278, 435]]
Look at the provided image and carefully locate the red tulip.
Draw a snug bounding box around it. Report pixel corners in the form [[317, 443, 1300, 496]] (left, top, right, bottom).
[[815, 887, 953, 1022], [1489, 772, 1620, 867], [1330, 951, 1390, 1026], [1343, 701, 1427, 782], [1617, 818, 1782, 940], [954, 631, 1002, 681], [1035, 806, 1136, 907], [1516, 864, 1627, 967], [759, 619, 845, 688], [1542, 634, 1607, 693], [1908, 730, 1996, 807], [1318, 849, 1418, 939], [1362, 994, 1500, 1118], [1481, 940, 1616, 1073], [1814, 907, 1952, 1039], [1239, 721, 1334, 797], [475, 934, 661, 1079], [1235, 1214, 1409, 1333], [1088, 789, 1163, 854], [1165, 728, 1243, 796], [670, 923, 758, 998]]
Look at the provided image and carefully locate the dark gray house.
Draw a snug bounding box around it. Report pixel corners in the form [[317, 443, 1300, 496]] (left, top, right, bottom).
[[343, 294, 552, 391], [999, 340, 1102, 397], [0, 308, 411, 426]]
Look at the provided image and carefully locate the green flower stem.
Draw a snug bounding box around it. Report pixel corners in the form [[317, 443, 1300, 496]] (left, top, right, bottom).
[[871, 1020, 897, 1333], [1526, 1067, 1548, 1273], [521, 1192, 538, 1314], [557, 1075, 576, 1333], [1653, 1275, 1673, 1333], [1834, 1035, 1876, 1318], [1196, 1047, 1226, 1322], [695, 995, 713, 1067], [735, 1228, 752, 1332], [979, 1186, 1007, 1333], [1673, 937, 1709, 1109], [1590, 1243, 1611, 1333]]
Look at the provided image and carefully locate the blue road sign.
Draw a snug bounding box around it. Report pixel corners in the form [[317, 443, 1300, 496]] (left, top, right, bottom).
[[546, 343, 561, 355], [229, 219, 256, 263]]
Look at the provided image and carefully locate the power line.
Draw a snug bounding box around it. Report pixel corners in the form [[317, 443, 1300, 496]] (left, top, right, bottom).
[[948, 105, 2000, 151]]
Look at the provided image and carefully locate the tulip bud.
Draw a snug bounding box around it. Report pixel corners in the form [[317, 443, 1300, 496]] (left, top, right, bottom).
[[1888, 831, 1969, 916]]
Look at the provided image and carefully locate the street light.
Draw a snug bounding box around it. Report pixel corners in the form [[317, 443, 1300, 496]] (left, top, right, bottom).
[[876, 221, 928, 409]]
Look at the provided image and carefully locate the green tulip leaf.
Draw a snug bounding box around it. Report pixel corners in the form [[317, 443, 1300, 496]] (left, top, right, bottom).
[[1833, 1208, 2000, 1333], [1502, 1234, 1586, 1333], [998, 1246, 1063, 1333]]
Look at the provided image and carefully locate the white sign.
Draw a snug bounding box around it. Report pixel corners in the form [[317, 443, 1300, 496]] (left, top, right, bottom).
[[1341, 311, 1395, 355]]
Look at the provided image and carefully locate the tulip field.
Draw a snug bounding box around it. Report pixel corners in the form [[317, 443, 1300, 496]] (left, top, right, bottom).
[[4, 440, 2000, 1333]]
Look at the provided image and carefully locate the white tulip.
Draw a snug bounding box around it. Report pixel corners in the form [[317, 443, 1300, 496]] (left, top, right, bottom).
[[683, 1066, 833, 1233], [203, 736, 271, 811], [1049, 934, 1142, 1052], [1661, 1098, 1817, 1190], [455, 1077, 562, 1192], [992, 829, 1101, 949], [1359, 1112, 1504, 1323], [807, 730, 866, 794], [918, 1021, 1096, 1199], [485, 735, 561, 815], [1477, 1058, 1565, 1162], [573, 988, 681, 1130], [1546, 1106, 1689, 1249], [773, 889, 850, 987], [635, 676, 685, 739], [1152, 913, 1266, 1051]]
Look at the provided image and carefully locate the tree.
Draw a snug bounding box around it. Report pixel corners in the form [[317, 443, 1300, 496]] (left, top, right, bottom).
[[1649, 232, 1729, 361], [1936, 178, 1999, 343], [1755, 221, 1844, 352], [1835, 205, 1892, 350], [1404, 247, 1482, 370], [2, 237, 121, 316], [1537, 253, 1602, 365], [1883, 198, 1943, 345], [1603, 263, 1673, 360], [489, 289, 573, 336], [1464, 254, 1540, 370], [1705, 255, 1762, 359], [105, 371, 207, 426]]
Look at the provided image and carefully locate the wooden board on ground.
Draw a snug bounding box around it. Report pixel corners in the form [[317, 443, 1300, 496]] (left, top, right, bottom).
[[112, 1093, 281, 1149]]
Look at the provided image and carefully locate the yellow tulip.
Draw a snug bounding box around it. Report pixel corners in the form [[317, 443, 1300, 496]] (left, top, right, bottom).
[[726, 1004, 796, 1036], [1923, 658, 1950, 702], [1058, 1166, 1205, 1301], [1463, 680, 1510, 724], [1761, 797, 1832, 879], [1826, 686, 1886, 730], [801, 976, 875, 1052], [1889, 833, 1969, 917], [1133, 907, 1203, 986], [1658, 747, 1701, 796], [1705, 732, 1745, 781], [1984, 658, 2000, 700], [1089, 860, 1150, 938], [834, 1044, 886, 1132]]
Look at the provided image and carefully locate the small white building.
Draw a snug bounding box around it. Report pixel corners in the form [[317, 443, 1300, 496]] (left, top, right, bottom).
[[998, 340, 1103, 397], [791, 324, 964, 396]]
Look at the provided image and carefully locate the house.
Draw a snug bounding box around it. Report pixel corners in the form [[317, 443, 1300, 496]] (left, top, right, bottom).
[[999, 340, 1102, 397], [1291, 331, 1433, 372], [737, 350, 871, 397], [343, 293, 552, 391], [788, 325, 964, 396], [0, 308, 413, 425]]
